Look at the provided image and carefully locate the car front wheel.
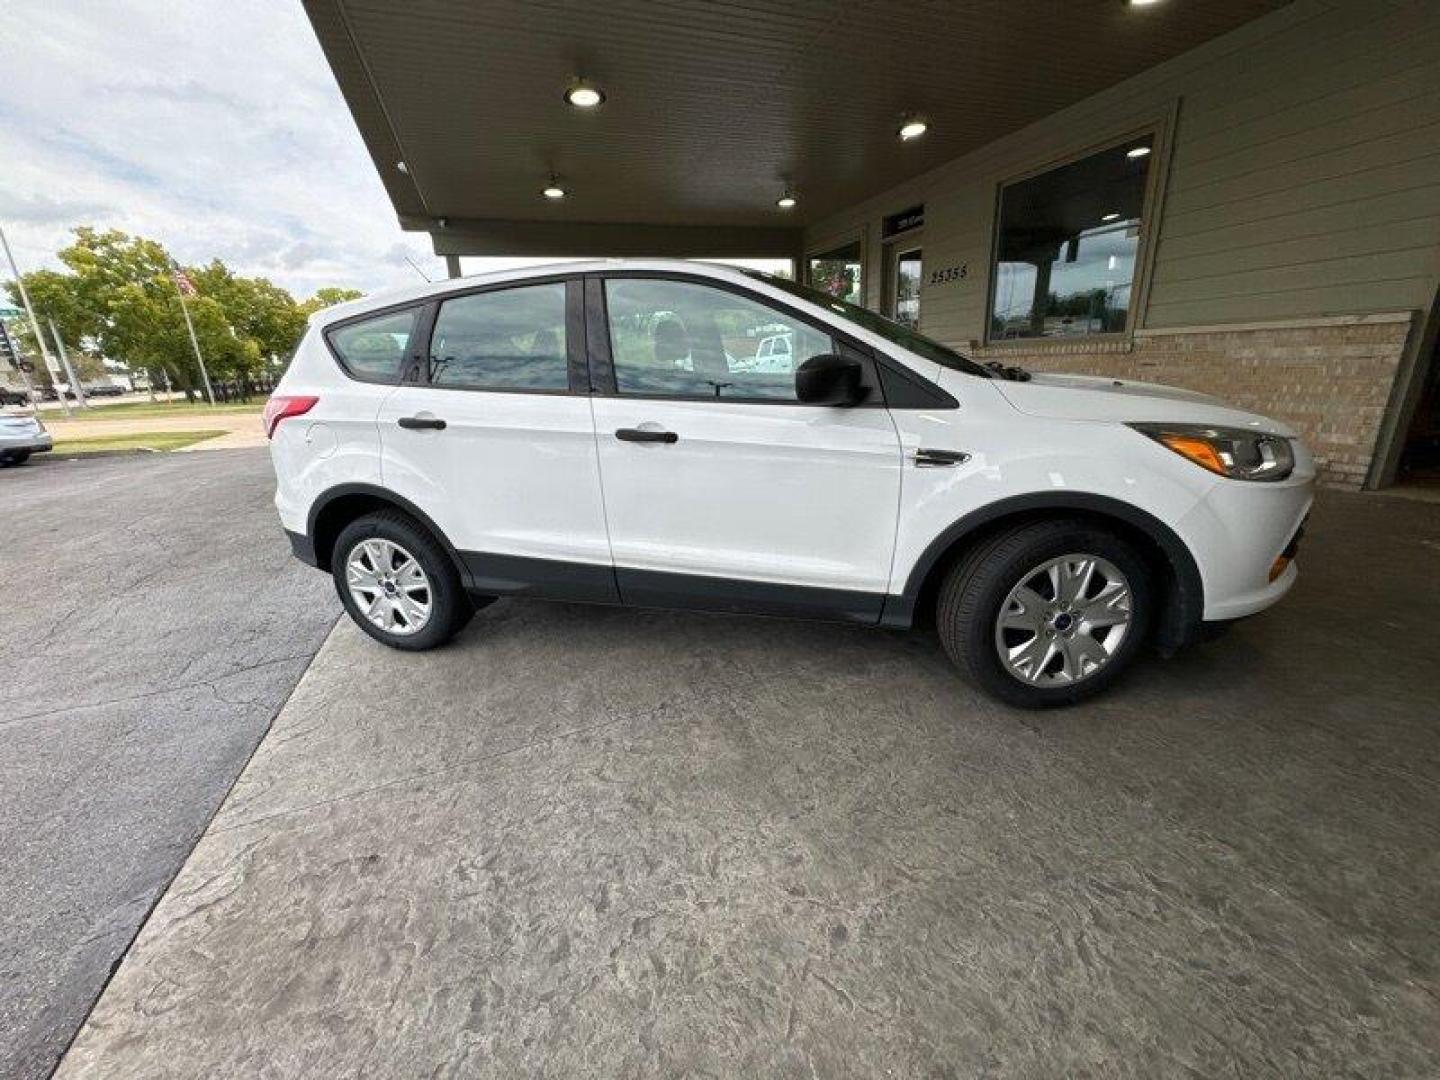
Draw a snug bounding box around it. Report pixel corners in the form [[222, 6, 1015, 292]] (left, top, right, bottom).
[[936, 519, 1153, 708], [331, 510, 477, 651], [0, 450, 31, 466]]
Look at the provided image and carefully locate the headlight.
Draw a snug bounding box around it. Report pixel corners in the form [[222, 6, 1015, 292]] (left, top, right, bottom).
[[1128, 422, 1295, 482]]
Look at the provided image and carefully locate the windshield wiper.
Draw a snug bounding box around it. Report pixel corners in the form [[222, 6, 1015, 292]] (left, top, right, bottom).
[[984, 360, 1032, 382]]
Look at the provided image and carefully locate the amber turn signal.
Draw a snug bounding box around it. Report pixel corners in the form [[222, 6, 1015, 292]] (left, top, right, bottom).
[[1156, 433, 1227, 475], [1268, 555, 1291, 582]]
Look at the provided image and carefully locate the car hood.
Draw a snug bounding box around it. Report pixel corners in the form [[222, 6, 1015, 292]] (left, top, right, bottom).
[[979, 371, 1298, 437]]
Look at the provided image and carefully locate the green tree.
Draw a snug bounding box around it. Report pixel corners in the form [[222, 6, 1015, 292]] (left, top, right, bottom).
[[299, 286, 363, 317], [4, 227, 365, 399], [8, 269, 93, 348], [190, 261, 307, 361]]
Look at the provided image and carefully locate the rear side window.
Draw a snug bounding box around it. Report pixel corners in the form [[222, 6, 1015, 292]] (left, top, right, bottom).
[[429, 283, 568, 391], [327, 308, 419, 383]]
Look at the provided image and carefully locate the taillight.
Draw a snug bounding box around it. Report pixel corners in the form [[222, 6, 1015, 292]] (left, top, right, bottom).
[[262, 394, 318, 438]]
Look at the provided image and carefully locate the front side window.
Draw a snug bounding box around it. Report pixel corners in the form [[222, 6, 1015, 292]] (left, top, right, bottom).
[[989, 135, 1154, 341], [742, 271, 990, 378], [807, 241, 863, 305], [604, 278, 834, 401], [429, 283, 568, 391], [328, 307, 419, 382]]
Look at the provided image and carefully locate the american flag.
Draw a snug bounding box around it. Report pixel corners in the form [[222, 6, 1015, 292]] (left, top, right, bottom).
[[173, 270, 198, 297]]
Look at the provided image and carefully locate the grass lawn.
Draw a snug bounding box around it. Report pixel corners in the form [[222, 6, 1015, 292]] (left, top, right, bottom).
[[50, 400, 263, 421], [53, 429, 231, 454]]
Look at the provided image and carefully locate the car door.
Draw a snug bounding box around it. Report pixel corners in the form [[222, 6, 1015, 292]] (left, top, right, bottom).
[[586, 273, 903, 622], [377, 277, 617, 602]]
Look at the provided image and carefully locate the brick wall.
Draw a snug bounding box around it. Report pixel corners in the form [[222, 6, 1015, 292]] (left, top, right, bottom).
[[967, 315, 1415, 489]]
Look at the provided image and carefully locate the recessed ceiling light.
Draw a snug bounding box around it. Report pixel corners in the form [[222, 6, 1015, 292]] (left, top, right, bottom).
[[564, 80, 605, 108], [1101, 212, 1121, 222], [1128, 0, 1164, 6], [776, 192, 797, 209], [542, 175, 566, 199], [1127, 145, 1152, 159], [898, 117, 929, 142], [396, 160, 409, 174]]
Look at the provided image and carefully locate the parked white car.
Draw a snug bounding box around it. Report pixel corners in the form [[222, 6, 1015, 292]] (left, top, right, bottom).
[[267, 261, 1312, 707], [0, 411, 52, 466], [736, 332, 793, 373]]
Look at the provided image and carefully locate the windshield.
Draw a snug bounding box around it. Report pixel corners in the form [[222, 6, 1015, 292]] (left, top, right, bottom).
[[740, 271, 990, 378]]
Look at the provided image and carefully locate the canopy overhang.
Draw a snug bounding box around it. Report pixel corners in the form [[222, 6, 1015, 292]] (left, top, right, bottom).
[[305, 0, 1289, 260]]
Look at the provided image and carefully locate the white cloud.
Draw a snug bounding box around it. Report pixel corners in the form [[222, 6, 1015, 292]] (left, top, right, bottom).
[[0, 3, 796, 305], [0, 0, 452, 299]]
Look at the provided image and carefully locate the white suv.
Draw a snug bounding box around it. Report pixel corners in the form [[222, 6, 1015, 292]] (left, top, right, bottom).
[[267, 261, 1312, 707]]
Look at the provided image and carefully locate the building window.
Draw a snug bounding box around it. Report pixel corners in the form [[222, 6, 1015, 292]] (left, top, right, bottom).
[[807, 241, 863, 306], [989, 135, 1154, 341]]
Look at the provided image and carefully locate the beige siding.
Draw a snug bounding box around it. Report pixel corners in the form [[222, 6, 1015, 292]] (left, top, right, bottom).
[[804, 0, 1440, 341]]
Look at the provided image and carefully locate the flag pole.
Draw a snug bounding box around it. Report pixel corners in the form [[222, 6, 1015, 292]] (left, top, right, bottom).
[[171, 264, 215, 405], [0, 222, 70, 416]]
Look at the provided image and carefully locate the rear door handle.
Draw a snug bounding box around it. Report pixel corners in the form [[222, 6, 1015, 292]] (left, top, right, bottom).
[[615, 428, 678, 444], [397, 416, 446, 430], [913, 448, 969, 467]]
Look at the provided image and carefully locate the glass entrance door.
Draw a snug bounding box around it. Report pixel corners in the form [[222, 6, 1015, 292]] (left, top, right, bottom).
[[886, 245, 922, 330]]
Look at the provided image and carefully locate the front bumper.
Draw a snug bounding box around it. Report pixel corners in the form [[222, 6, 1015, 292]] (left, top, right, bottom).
[[1178, 474, 1313, 622]]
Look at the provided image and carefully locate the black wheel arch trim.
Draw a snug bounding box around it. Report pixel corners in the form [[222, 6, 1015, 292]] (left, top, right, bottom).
[[301, 486, 1205, 650], [304, 483, 471, 584], [880, 492, 1205, 649]]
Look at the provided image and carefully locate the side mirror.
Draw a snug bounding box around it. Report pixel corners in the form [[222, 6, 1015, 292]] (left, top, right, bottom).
[[795, 353, 867, 406]]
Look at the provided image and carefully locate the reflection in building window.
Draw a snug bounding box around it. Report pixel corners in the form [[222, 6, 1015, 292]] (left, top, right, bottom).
[[893, 250, 922, 331], [990, 137, 1153, 340], [807, 241, 863, 306]]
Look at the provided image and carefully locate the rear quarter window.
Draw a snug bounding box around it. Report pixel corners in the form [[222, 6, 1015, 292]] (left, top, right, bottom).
[[326, 308, 420, 383]]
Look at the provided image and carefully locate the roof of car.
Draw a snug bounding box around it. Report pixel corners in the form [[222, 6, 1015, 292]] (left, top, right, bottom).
[[312, 259, 761, 326]]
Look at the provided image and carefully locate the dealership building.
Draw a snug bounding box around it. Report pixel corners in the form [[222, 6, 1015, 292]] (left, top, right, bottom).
[[306, 0, 1439, 490]]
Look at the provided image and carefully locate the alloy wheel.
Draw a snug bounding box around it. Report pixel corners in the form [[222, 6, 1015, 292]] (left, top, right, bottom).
[[345, 538, 432, 636], [993, 553, 1133, 685]]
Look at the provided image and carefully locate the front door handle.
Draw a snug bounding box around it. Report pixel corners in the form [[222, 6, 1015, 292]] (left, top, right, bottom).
[[615, 428, 678, 444], [397, 416, 446, 431]]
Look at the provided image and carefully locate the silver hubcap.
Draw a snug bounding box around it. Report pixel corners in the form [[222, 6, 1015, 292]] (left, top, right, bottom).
[[994, 553, 1132, 686], [345, 538, 432, 636]]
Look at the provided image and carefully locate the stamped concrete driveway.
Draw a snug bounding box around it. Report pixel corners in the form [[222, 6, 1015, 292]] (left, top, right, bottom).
[[0, 450, 336, 1079], [53, 490, 1440, 1077]]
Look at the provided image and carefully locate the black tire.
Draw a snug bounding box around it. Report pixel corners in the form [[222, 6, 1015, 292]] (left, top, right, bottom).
[[331, 510, 477, 651], [0, 450, 30, 466], [936, 518, 1153, 708]]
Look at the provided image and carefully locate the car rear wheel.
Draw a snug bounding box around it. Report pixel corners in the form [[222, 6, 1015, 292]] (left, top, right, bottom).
[[332, 510, 477, 651], [0, 450, 31, 466], [936, 519, 1152, 708]]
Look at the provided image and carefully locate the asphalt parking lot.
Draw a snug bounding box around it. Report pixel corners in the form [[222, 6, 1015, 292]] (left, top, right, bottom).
[[41, 476, 1440, 1075], [0, 450, 336, 1078]]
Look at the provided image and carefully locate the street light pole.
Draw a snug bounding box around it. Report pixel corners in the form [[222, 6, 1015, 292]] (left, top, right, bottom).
[[0, 221, 70, 416], [50, 319, 88, 408]]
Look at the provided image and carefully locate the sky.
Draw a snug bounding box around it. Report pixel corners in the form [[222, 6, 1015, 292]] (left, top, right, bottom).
[[0, 1, 525, 301], [0, 3, 789, 305]]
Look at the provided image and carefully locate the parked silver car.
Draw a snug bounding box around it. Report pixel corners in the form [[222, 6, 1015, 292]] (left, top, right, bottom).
[[0, 412, 52, 466]]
